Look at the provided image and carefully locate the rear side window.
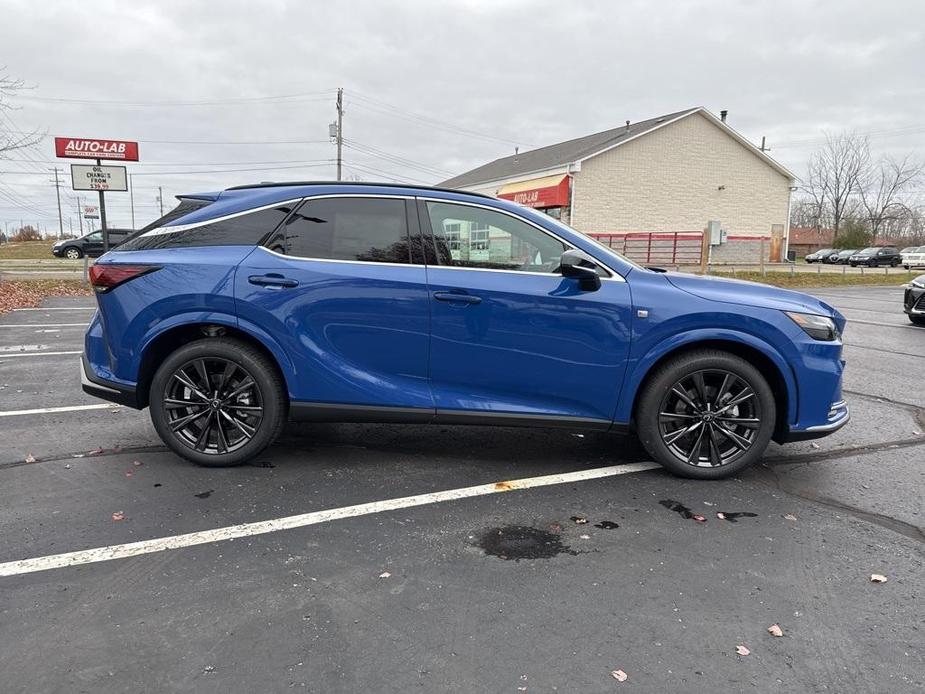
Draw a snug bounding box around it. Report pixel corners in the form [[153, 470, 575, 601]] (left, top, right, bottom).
[[264, 197, 411, 264], [117, 204, 294, 251]]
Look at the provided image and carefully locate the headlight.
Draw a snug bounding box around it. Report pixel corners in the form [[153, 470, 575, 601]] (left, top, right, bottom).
[[912, 277, 925, 289], [785, 311, 838, 341]]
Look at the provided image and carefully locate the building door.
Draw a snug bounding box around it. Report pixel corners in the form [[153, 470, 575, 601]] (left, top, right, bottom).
[[769, 224, 784, 263]]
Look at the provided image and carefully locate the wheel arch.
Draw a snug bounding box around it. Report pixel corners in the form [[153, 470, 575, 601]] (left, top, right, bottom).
[[622, 332, 796, 441], [135, 321, 294, 408]]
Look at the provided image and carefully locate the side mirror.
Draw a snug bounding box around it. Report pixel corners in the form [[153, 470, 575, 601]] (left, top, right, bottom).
[[559, 249, 601, 291]]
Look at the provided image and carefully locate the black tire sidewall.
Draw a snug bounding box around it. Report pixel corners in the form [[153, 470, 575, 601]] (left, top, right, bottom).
[[65, 248, 82, 259], [149, 338, 287, 467], [637, 350, 777, 480]]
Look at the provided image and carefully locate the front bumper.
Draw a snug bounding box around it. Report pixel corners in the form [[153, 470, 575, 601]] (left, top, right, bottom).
[[781, 399, 850, 442], [80, 353, 139, 408], [51, 247, 65, 257], [903, 285, 925, 315]]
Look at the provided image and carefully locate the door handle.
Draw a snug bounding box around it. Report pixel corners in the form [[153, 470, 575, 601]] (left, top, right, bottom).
[[248, 274, 299, 288], [433, 291, 481, 305]]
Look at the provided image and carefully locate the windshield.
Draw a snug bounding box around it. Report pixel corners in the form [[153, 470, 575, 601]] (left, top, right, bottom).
[[857, 247, 878, 255], [815, 249, 834, 255], [534, 212, 645, 271]]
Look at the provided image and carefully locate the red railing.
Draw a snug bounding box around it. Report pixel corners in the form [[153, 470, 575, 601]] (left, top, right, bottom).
[[587, 231, 704, 266]]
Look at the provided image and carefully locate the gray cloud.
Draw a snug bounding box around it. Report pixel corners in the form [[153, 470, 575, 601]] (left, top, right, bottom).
[[1, 0, 922, 231]]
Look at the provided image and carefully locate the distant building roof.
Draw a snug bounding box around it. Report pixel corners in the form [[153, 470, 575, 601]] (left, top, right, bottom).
[[440, 107, 795, 188], [789, 226, 834, 245]]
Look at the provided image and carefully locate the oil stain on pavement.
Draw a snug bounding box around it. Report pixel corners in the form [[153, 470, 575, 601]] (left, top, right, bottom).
[[477, 526, 579, 561]]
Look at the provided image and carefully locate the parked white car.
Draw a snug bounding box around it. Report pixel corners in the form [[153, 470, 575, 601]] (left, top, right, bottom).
[[902, 246, 925, 269]]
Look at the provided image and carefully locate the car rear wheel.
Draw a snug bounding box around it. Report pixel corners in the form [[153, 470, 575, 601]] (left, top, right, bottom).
[[149, 338, 287, 467], [636, 350, 776, 480], [64, 247, 82, 259]]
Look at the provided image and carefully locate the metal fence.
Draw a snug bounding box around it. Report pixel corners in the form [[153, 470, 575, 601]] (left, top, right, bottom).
[[586, 231, 704, 266]]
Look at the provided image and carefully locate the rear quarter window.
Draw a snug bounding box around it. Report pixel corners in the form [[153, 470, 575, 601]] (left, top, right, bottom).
[[117, 204, 295, 251]]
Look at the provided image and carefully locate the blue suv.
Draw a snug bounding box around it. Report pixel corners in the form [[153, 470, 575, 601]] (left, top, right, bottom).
[[81, 182, 849, 479]]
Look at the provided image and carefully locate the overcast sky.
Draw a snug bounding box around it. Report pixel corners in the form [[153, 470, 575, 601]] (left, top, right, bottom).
[[0, 0, 923, 233]]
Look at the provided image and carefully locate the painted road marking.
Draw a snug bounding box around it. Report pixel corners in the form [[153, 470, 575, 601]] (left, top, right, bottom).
[[0, 462, 659, 577], [0, 344, 51, 353], [0, 324, 88, 329], [11, 307, 95, 312], [0, 404, 122, 418], [0, 350, 82, 359]]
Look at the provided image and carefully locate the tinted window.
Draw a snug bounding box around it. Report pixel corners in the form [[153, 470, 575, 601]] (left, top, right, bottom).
[[425, 201, 567, 273], [117, 205, 293, 251], [265, 197, 410, 264], [84, 232, 102, 242]]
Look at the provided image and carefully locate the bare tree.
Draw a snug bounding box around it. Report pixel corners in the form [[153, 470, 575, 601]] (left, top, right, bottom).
[[0, 68, 43, 157], [802, 131, 870, 240], [859, 154, 923, 242]]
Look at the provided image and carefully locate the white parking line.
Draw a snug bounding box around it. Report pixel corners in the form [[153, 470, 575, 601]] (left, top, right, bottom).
[[0, 404, 121, 418], [11, 307, 95, 312], [0, 324, 88, 329], [0, 350, 81, 359], [0, 462, 659, 577], [0, 344, 50, 353]]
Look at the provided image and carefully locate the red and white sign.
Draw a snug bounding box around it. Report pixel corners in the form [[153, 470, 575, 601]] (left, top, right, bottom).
[[55, 137, 139, 161], [83, 205, 100, 220], [498, 175, 570, 209]]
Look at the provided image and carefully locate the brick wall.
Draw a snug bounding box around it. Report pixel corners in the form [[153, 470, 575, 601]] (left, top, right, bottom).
[[570, 112, 792, 241]]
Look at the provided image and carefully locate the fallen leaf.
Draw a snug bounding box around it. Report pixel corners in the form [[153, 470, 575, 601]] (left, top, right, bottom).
[[810, 442, 821, 449], [611, 669, 628, 682], [870, 573, 888, 584], [111, 511, 125, 521], [133, 460, 143, 466], [549, 523, 562, 533], [768, 624, 783, 637], [570, 515, 588, 524], [716, 512, 726, 520], [579, 534, 591, 540], [24, 453, 36, 463], [124, 471, 133, 478], [735, 645, 750, 656], [378, 571, 391, 579], [692, 514, 706, 522], [88, 447, 104, 456], [784, 514, 798, 521]]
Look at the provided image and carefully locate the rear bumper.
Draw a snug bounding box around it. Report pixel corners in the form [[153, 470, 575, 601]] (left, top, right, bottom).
[[780, 399, 850, 442], [80, 354, 140, 408]]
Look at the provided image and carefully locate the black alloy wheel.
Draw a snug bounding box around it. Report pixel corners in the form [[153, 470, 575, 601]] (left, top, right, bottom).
[[150, 338, 287, 466], [636, 350, 776, 479]]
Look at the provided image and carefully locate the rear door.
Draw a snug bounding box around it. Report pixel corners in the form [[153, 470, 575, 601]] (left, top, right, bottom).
[[235, 195, 433, 414], [418, 198, 632, 425]]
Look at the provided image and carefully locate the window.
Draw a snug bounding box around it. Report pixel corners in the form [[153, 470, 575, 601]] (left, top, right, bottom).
[[85, 231, 102, 242], [426, 201, 567, 273], [117, 204, 293, 251], [265, 197, 411, 264]]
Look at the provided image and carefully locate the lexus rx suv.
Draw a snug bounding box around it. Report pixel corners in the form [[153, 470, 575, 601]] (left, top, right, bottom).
[[81, 182, 849, 479]]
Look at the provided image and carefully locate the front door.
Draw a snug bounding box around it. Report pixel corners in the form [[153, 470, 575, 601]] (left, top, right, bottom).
[[236, 196, 433, 412], [419, 199, 633, 425]]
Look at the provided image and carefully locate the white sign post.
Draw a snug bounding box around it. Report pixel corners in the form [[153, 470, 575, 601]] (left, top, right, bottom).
[[70, 164, 128, 192]]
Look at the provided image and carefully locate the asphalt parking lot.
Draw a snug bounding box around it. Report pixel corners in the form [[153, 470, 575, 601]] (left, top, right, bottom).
[[0, 287, 923, 693]]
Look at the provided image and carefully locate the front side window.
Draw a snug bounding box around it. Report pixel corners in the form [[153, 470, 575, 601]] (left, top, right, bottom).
[[84, 232, 102, 242], [425, 201, 567, 273], [265, 197, 410, 264]]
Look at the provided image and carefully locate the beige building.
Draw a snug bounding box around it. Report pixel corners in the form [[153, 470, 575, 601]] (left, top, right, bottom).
[[440, 107, 796, 264]]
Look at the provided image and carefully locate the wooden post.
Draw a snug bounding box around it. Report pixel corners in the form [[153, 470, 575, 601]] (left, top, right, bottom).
[[760, 237, 766, 277], [700, 228, 710, 275]]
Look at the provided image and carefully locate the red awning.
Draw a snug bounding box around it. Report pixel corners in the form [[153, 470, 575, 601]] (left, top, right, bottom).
[[498, 174, 570, 208]]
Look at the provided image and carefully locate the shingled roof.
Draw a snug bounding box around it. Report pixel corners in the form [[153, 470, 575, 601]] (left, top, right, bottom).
[[440, 107, 793, 188]]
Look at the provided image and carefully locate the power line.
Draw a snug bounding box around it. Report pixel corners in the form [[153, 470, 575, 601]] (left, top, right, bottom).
[[128, 161, 336, 177], [15, 89, 337, 107], [343, 138, 454, 177]]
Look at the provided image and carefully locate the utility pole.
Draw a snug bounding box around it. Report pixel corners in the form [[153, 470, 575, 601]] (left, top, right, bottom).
[[129, 173, 136, 228], [157, 186, 164, 216], [50, 167, 64, 240], [76, 195, 83, 235], [336, 87, 343, 181]]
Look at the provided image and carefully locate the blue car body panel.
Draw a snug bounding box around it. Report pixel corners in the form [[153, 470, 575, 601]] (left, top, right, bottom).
[[84, 182, 848, 444]]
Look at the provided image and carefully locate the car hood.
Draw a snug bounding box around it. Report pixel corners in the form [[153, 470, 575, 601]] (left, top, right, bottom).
[[664, 272, 846, 330]]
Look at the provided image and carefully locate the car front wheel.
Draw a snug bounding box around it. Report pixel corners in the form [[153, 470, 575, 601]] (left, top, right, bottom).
[[636, 350, 776, 479], [64, 247, 82, 259], [149, 337, 287, 466]]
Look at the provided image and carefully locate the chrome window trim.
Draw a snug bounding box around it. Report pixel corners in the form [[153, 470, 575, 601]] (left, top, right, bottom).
[[416, 196, 624, 281], [256, 245, 424, 269], [138, 198, 303, 238]]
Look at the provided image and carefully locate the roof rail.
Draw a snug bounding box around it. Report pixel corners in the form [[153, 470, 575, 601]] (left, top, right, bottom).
[[224, 180, 492, 198]]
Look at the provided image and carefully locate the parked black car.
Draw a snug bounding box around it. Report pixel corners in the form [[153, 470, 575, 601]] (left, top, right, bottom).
[[805, 248, 835, 263], [905, 275, 925, 326], [51, 229, 132, 259], [848, 246, 900, 267], [825, 249, 855, 264]]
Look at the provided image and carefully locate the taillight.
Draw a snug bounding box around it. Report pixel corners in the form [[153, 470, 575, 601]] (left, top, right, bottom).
[[88, 264, 159, 293]]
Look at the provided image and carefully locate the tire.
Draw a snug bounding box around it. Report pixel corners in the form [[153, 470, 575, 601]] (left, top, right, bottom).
[[149, 337, 287, 466], [636, 349, 776, 480], [64, 247, 83, 259], [891, 258, 899, 267]]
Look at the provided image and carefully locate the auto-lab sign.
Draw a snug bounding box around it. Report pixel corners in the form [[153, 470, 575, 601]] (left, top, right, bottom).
[[55, 137, 139, 161]]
